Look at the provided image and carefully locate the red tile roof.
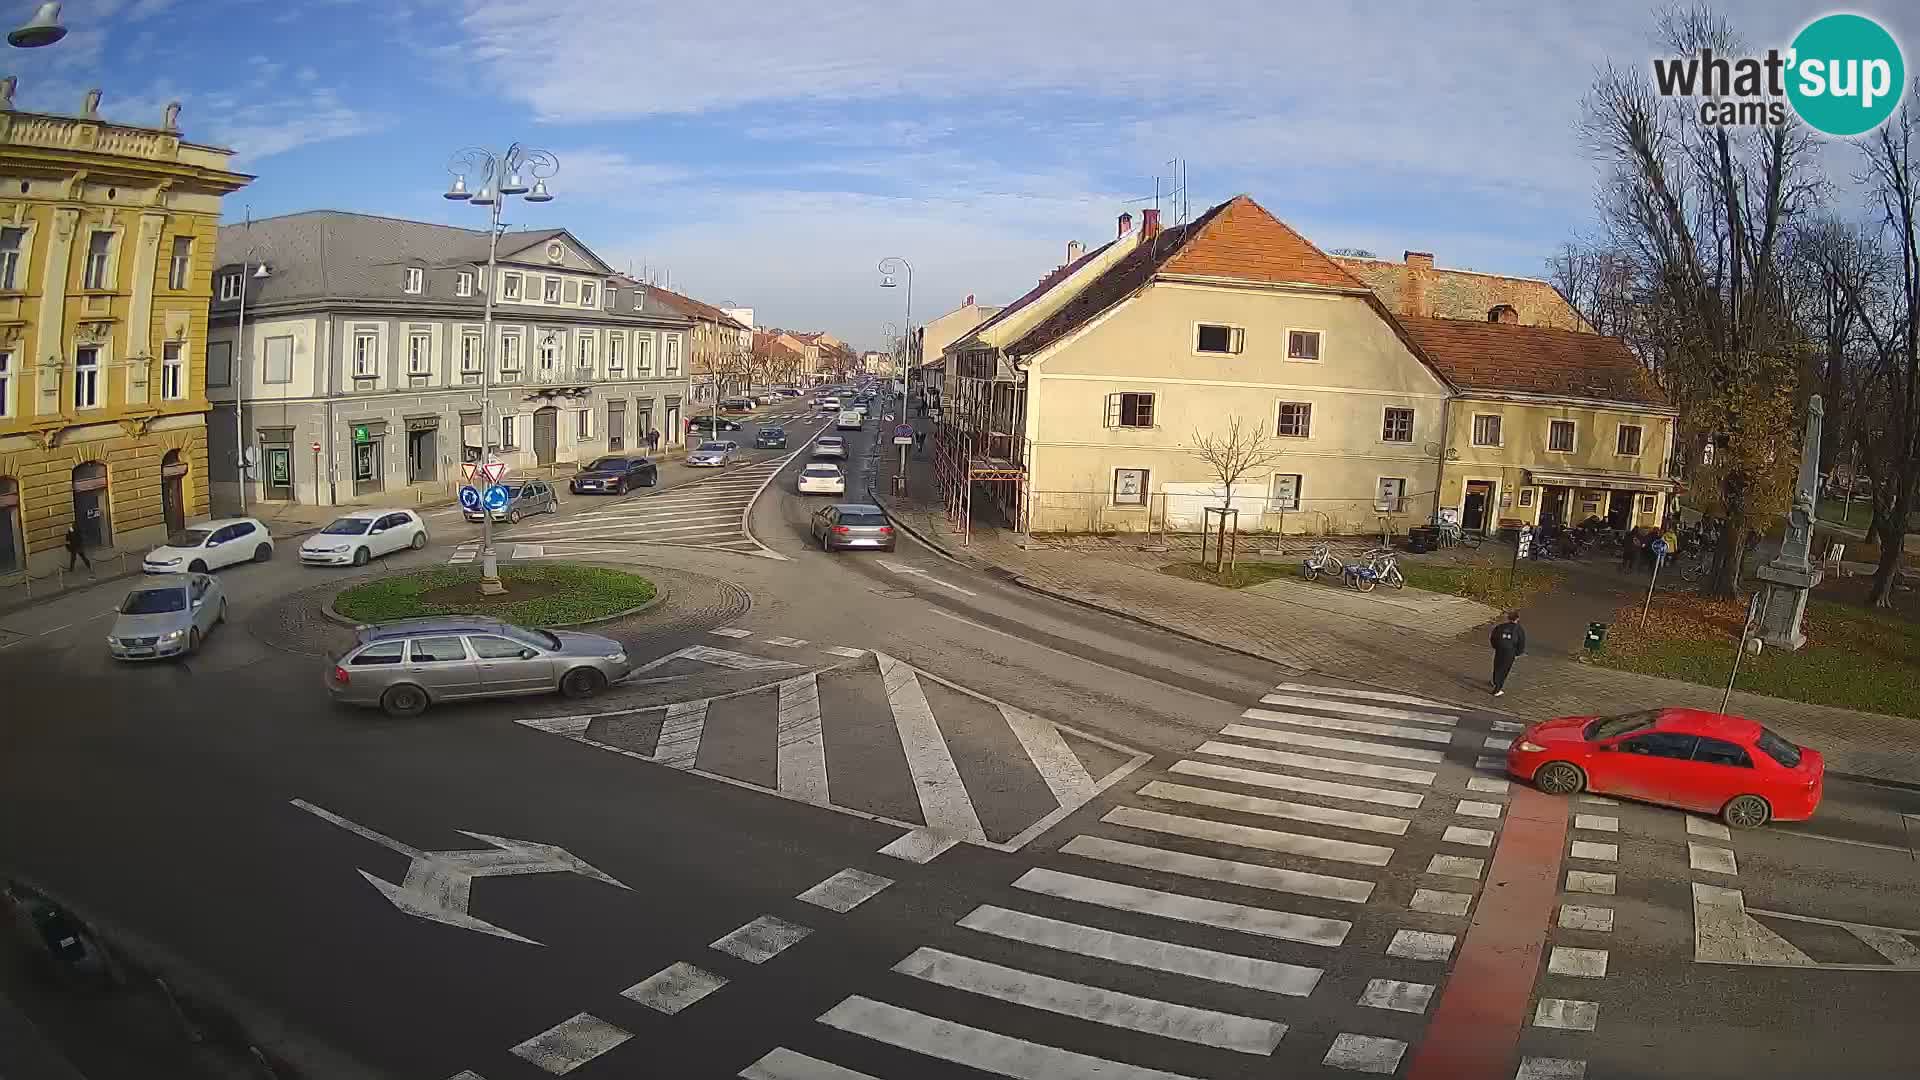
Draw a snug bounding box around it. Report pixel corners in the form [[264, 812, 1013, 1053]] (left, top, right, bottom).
[[1337, 255, 1593, 332], [649, 285, 748, 328], [961, 238, 1116, 347], [1396, 316, 1667, 407]]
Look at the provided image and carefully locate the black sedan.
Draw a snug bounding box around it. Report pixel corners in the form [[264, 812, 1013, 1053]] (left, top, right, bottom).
[[569, 455, 658, 495], [688, 415, 743, 434], [755, 426, 788, 449]]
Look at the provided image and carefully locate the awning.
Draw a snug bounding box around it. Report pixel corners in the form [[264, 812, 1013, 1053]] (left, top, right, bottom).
[[1526, 469, 1681, 494]]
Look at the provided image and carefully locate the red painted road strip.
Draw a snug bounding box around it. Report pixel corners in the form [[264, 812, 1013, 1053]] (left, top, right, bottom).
[[1405, 783, 1570, 1080]]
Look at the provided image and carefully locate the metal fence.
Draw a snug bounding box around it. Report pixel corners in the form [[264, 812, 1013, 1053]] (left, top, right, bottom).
[[1023, 489, 1441, 543]]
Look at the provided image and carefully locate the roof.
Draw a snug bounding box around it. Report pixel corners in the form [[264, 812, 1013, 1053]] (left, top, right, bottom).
[[648, 284, 751, 328], [1337, 255, 1593, 332], [1396, 316, 1667, 407], [1658, 708, 1763, 742], [357, 616, 509, 640], [964, 239, 1115, 347]]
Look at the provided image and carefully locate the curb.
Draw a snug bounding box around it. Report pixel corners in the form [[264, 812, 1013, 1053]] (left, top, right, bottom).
[[321, 563, 669, 630]]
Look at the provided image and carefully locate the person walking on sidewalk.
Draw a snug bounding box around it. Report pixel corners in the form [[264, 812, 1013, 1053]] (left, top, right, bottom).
[[646, 429, 660, 454], [64, 523, 93, 573], [914, 431, 927, 456], [1489, 610, 1526, 697]]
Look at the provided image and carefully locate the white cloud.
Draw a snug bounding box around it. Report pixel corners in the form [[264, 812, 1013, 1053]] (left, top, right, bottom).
[[127, 0, 177, 19], [197, 87, 378, 164], [541, 149, 690, 201]]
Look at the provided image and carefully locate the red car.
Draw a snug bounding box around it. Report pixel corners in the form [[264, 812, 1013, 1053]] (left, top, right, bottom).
[[1506, 708, 1822, 828]]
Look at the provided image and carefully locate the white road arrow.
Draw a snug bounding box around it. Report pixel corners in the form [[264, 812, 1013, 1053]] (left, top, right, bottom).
[[292, 799, 628, 945], [877, 559, 976, 596]]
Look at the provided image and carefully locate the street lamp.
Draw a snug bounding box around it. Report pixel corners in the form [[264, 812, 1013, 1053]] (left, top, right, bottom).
[[444, 143, 559, 597], [8, 3, 65, 48], [879, 256, 912, 398], [231, 258, 270, 513]]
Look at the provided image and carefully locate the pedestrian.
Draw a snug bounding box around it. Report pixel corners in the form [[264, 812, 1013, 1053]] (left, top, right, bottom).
[[65, 522, 92, 573], [646, 429, 660, 454], [915, 431, 927, 456], [1618, 529, 1639, 572], [1489, 610, 1526, 697]]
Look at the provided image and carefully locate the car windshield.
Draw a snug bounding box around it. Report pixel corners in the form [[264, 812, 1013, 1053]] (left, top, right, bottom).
[[1584, 709, 1662, 740], [697, 442, 729, 451], [501, 624, 562, 651], [586, 457, 628, 471], [804, 465, 840, 476], [1755, 728, 1803, 767], [320, 518, 374, 535], [819, 437, 843, 445], [839, 512, 889, 526], [165, 528, 213, 547], [121, 587, 186, 614]]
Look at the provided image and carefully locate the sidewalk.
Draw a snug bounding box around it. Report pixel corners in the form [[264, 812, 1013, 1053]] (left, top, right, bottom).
[[871, 423, 1920, 787]]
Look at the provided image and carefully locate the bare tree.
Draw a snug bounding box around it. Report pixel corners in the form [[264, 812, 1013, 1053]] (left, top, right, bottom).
[[1792, 216, 1884, 476], [1548, 238, 1645, 343], [1190, 416, 1288, 514]]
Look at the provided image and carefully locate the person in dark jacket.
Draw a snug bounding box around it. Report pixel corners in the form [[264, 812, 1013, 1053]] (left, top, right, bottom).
[[1489, 611, 1527, 697], [64, 524, 92, 572]]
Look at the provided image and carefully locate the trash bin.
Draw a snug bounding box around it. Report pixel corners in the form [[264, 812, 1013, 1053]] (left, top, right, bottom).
[[1585, 623, 1608, 652], [1406, 526, 1436, 553]]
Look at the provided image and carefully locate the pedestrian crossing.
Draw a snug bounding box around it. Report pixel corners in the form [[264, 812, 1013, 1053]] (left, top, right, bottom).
[[743, 680, 1513, 1079]]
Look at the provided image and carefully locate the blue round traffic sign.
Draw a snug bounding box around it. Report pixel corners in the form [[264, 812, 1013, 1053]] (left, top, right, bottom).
[[459, 485, 481, 510], [483, 485, 510, 511]]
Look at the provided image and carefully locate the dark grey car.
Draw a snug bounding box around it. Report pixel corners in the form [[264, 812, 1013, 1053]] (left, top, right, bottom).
[[465, 479, 559, 524], [325, 616, 633, 717], [810, 504, 896, 552]]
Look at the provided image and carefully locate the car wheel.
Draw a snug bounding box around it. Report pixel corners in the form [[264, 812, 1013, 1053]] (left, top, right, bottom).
[[560, 666, 607, 700], [380, 684, 429, 718], [410, 531, 426, 550], [217, 599, 227, 624], [254, 543, 272, 562], [612, 481, 625, 496], [820, 533, 832, 552], [507, 508, 522, 524], [353, 547, 370, 567], [1721, 794, 1772, 829], [188, 559, 207, 573], [186, 628, 200, 654], [548, 498, 560, 514], [1533, 761, 1586, 796], [645, 470, 657, 487]]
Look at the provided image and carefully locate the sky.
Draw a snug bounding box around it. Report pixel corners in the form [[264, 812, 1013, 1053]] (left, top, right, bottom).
[[4, 0, 1912, 350]]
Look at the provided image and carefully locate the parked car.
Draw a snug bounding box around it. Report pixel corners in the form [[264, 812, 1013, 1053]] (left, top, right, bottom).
[[687, 440, 738, 467], [1507, 707, 1823, 828], [326, 616, 632, 718], [755, 426, 789, 449], [810, 503, 895, 552], [107, 573, 224, 660], [461, 480, 558, 525], [778, 388, 803, 397], [721, 397, 756, 413], [143, 517, 273, 574], [302, 509, 431, 566], [570, 456, 657, 495], [813, 436, 848, 460], [688, 415, 743, 433], [836, 409, 864, 431], [798, 463, 846, 495]]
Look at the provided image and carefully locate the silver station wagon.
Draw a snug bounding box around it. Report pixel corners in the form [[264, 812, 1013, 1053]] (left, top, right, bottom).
[[326, 616, 632, 717]]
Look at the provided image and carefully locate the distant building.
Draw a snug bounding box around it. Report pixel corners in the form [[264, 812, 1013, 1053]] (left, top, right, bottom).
[[1334, 251, 1593, 332]]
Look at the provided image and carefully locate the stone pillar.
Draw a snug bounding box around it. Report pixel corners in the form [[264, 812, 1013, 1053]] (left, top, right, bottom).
[[1754, 394, 1824, 650]]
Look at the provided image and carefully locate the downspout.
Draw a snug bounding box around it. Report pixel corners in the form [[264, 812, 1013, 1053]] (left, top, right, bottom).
[[1433, 397, 1452, 526], [324, 311, 336, 505]]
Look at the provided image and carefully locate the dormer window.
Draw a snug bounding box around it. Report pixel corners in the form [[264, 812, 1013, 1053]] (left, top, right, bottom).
[[404, 267, 424, 294], [456, 271, 473, 297], [543, 277, 561, 304], [1488, 304, 1519, 324], [580, 281, 596, 307], [218, 272, 241, 301]]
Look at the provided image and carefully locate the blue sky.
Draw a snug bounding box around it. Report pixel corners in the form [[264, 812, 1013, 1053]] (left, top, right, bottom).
[[5, 0, 1911, 349]]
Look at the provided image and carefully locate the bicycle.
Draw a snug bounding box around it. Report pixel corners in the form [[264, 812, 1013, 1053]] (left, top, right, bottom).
[[1355, 546, 1406, 589], [1301, 543, 1345, 581]]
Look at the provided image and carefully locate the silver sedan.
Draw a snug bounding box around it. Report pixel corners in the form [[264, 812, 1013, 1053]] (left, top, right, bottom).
[[326, 616, 633, 717], [686, 440, 738, 467], [107, 573, 226, 660]]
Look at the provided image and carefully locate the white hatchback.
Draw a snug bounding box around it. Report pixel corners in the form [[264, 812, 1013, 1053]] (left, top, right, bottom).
[[300, 509, 430, 567], [797, 463, 846, 495], [143, 517, 274, 574]]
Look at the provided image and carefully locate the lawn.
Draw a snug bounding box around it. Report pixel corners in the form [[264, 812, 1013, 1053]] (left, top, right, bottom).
[[1396, 560, 1566, 611], [1160, 560, 1299, 589], [333, 562, 657, 627], [1591, 592, 1920, 719]]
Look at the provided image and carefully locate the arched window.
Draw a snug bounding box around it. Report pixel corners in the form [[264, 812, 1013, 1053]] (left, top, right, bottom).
[[160, 449, 188, 534], [1488, 304, 1519, 324], [71, 461, 111, 548], [0, 476, 21, 574]]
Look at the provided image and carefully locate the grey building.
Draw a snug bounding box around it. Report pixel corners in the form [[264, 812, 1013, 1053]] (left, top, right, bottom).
[[205, 211, 695, 508]]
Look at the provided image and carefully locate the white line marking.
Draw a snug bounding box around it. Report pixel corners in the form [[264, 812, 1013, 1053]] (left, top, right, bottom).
[[879, 827, 959, 864], [1241, 708, 1454, 745], [1560, 904, 1615, 932], [1573, 814, 1619, 833], [1358, 978, 1434, 1014], [1060, 834, 1375, 904], [510, 543, 544, 559], [710, 627, 753, 638], [1271, 682, 1453, 709], [1103, 805, 1396, 866], [822, 645, 866, 658], [957, 904, 1322, 997], [1579, 795, 1619, 806], [38, 623, 70, 635], [739, 1047, 882, 1080], [1195, 740, 1435, 785], [1490, 719, 1526, 732], [1000, 704, 1097, 805], [1386, 929, 1455, 961], [1517, 1058, 1588, 1080], [1218, 724, 1445, 764], [893, 947, 1286, 1055], [764, 636, 809, 647], [509, 1013, 631, 1075], [1260, 691, 1458, 724], [1533, 998, 1599, 1031], [1569, 841, 1618, 863], [1456, 800, 1503, 819], [1136, 780, 1410, 836], [1466, 776, 1511, 794], [1757, 910, 1920, 966], [1688, 842, 1737, 875], [797, 869, 894, 913], [1426, 854, 1485, 880], [632, 645, 801, 674], [818, 995, 1206, 1080], [712, 915, 814, 963], [1686, 816, 1732, 840], [654, 700, 709, 769], [1323, 1032, 1407, 1074], [1410, 888, 1473, 916], [622, 961, 728, 1014], [1548, 946, 1609, 977], [1475, 755, 1506, 771], [1013, 866, 1354, 945], [1691, 882, 1814, 966], [776, 673, 829, 806], [1443, 825, 1495, 847], [517, 715, 593, 737], [1168, 759, 1423, 808], [1566, 870, 1615, 895], [1483, 735, 1514, 750], [879, 652, 986, 842]]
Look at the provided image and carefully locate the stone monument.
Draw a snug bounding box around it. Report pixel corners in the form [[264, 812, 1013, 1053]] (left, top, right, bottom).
[[1753, 394, 1824, 650]]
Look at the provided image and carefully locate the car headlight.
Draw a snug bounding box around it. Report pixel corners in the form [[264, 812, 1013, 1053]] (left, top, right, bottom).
[[160, 629, 188, 643], [1518, 740, 1547, 753], [605, 651, 626, 663]]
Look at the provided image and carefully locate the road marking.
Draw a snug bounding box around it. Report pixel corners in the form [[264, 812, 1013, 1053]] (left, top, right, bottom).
[[1548, 946, 1609, 977], [1425, 854, 1485, 880], [1103, 805, 1396, 866], [1475, 755, 1506, 771], [1579, 795, 1618, 806], [1767, 828, 1911, 854], [1195, 740, 1436, 785], [39, 622, 70, 635], [1566, 870, 1615, 895], [623, 961, 729, 1014], [1241, 707, 1454, 745], [822, 645, 866, 658], [1387, 930, 1456, 961], [818, 995, 1205, 1080], [1359, 978, 1435, 1014], [655, 700, 709, 769], [1532, 998, 1599, 1031], [1483, 735, 1514, 750], [1013, 866, 1352, 945], [1410, 888, 1473, 916], [764, 636, 809, 647], [1324, 1033, 1408, 1074], [1456, 800, 1503, 819], [776, 673, 829, 806], [1168, 759, 1424, 808], [892, 947, 1287, 1054], [1001, 703, 1097, 805], [957, 904, 1322, 997], [1687, 842, 1737, 874], [739, 1047, 882, 1080], [1517, 1058, 1588, 1080], [510, 543, 544, 559], [1443, 826, 1495, 847], [710, 627, 753, 638], [1259, 691, 1458, 725], [1271, 681, 1453, 710], [632, 645, 801, 674], [1060, 834, 1375, 904], [1759, 909, 1920, 966], [510, 1013, 631, 1075], [880, 652, 987, 843], [1573, 814, 1618, 833], [880, 827, 959, 864], [1569, 841, 1617, 862], [1559, 904, 1614, 932], [1136, 780, 1410, 836], [1490, 719, 1526, 732], [1218, 724, 1446, 764], [797, 869, 893, 913], [876, 558, 977, 596], [712, 915, 813, 963]]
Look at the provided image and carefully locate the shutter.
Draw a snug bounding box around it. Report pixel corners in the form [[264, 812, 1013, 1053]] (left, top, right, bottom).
[[1106, 394, 1121, 427], [1231, 327, 1245, 353]]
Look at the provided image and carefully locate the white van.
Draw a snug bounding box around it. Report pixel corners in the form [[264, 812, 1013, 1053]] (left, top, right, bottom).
[[836, 409, 864, 431]]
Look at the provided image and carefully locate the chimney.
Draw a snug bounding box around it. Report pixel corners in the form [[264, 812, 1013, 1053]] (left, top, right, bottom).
[[1141, 208, 1160, 240], [1403, 251, 1434, 319], [964, 293, 975, 307], [1118, 211, 1133, 238], [1066, 240, 1084, 265]]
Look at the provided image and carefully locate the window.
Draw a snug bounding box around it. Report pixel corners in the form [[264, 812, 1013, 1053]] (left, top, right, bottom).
[[404, 267, 424, 294], [1548, 419, 1576, 453], [1287, 329, 1322, 361], [1755, 728, 1802, 767], [408, 636, 468, 663], [207, 340, 232, 387], [1375, 477, 1407, 512], [162, 236, 191, 290], [1692, 737, 1753, 768], [539, 334, 559, 372], [263, 336, 292, 384], [576, 409, 592, 439], [160, 342, 184, 399], [353, 442, 376, 483], [1639, 493, 1656, 514], [1518, 487, 1536, 508], [1618, 732, 1700, 759], [1584, 710, 1661, 740], [499, 333, 521, 381], [1616, 424, 1643, 456], [1276, 402, 1311, 438], [408, 332, 431, 376], [1104, 392, 1155, 428], [218, 273, 241, 301], [577, 332, 594, 372], [664, 334, 682, 376], [635, 334, 654, 376], [1269, 473, 1301, 511], [1471, 413, 1503, 447], [460, 333, 482, 384], [604, 282, 616, 309], [543, 277, 561, 303], [1382, 407, 1414, 443], [0, 226, 24, 290], [607, 333, 625, 375], [1195, 324, 1243, 354], [350, 641, 406, 666], [500, 415, 517, 448], [502, 272, 522, 300], [73, 346, 100, 408], [1112, 468, 1148, 506], [455, 271, 473, 297], [83, 231, 113, 289], [469, 635, 531, 660], [581, 282, 596, 307], [352, 331, 379, 378], [0, 351, 12, 417]]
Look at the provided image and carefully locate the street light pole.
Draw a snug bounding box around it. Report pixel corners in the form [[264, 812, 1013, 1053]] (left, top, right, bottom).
[[879, 256, 912, 414]]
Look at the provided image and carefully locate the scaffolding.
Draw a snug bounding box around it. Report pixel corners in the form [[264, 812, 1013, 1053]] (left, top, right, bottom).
[[933, 356, 1028, 546]]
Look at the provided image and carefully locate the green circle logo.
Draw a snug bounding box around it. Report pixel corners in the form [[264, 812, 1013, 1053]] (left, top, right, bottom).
[[1786, 14, 1905, 136]]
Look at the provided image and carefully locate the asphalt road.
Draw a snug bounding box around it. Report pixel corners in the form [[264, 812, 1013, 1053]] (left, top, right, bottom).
[[2, 393, 1917, 1080]]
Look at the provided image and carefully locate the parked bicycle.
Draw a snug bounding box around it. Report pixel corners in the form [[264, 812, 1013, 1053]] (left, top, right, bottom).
[[1354, 546, 1405, 589], [1301, 543, 1345, 581]]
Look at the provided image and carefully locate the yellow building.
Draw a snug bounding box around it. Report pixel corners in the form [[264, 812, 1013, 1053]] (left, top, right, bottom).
[[0, 83, 251, 579]]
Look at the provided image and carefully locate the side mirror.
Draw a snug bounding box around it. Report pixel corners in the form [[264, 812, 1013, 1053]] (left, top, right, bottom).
[[521, 648, 539, 659], [191, 599, 203, 609], [1596, 743, 1615, 753]]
